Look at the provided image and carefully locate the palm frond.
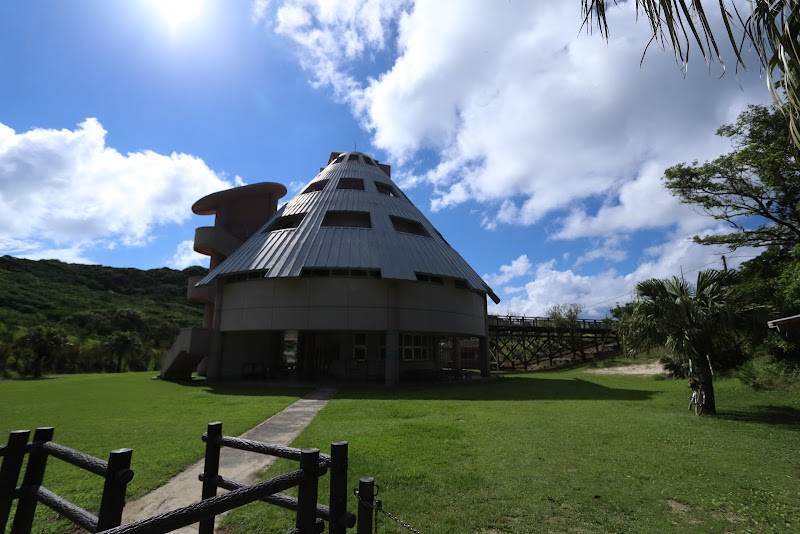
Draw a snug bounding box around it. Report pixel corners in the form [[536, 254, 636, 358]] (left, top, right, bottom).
[[581, 1, 800, 150]]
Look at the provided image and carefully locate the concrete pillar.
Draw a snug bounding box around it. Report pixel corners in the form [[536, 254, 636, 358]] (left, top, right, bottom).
[[452, 336, 462, 373], [206, 279, 225, 381], [432, 336, 442, 373], [481, 293, 491, 378], [385, 329, 400, 386], [479, 336, 491, 377]]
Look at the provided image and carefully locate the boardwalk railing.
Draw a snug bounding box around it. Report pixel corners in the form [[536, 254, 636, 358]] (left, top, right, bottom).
[[488, 315, 619, 370], [1, 423, 361, 534], [488, 315, 614, 331], [0, 427, 133, 533]]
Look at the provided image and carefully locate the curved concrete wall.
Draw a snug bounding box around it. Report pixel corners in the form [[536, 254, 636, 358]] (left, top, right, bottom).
[[217, 277, 486, 336]]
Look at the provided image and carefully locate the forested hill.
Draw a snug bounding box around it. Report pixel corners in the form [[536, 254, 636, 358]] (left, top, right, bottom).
[[0, 255, 206, 337]]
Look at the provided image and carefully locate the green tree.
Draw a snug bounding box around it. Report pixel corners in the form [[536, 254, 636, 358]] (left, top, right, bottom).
[[627, 269, 752, 415], [581, 1, 800, 149], [546, 303, 588, 361], [19, 326, 68, 378], [103, 331, 142, 373], [663, 105, 800, 249]]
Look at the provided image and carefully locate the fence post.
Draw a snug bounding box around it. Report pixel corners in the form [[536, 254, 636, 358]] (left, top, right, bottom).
[[12, 426, 54, 533], [328, 442, 348, 534], [296, 448, 320, 534], [0, 430, 30, 531], [356, 477, 374, 534], [96, 448, 134, 531], [198, 421, 223, 534]]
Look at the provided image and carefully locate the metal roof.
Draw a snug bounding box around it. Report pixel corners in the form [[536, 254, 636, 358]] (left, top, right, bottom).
[[196, 151, 500, 303]]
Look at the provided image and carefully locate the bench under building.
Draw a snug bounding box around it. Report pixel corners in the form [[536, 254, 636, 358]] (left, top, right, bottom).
[[161, 151, 500, 385]]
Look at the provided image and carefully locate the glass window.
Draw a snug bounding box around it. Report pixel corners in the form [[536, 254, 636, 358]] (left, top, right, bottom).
[[401, 333, 429, 361]]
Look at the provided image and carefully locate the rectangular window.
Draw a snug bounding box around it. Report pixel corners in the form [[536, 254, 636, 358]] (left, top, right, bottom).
[[390, 216, 430, 237], [401, 333, 429, 361], [322, 210, 372, 228], [374, 182, 397, 196], [263, 213, 305, 233], [337, 178, 365, 190], [302, 180, 328, 194]]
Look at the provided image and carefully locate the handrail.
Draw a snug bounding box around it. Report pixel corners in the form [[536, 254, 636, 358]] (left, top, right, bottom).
[[205, 433, 332, 465]]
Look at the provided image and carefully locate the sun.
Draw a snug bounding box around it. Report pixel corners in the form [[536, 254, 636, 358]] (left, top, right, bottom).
[[155, 0, 204, 31]]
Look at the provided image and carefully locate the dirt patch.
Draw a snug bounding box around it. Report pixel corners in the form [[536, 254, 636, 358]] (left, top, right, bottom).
[[665, 499, 690, 513], [588, 362, 665, 375]]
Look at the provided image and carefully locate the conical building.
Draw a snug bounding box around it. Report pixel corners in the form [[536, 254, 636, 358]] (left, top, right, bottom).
[[162, 151, 499, 385]]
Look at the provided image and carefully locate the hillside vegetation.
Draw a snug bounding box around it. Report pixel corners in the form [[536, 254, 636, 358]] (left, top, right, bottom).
[[0, 256, 206, 377]]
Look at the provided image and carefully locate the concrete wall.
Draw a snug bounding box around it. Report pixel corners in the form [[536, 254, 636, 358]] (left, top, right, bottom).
[[218, 277, 486, 336], [312, 331, 436, 379], [218, 330, 283, 381]]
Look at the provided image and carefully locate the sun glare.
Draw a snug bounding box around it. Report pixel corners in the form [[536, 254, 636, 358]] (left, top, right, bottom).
[[156, 0, 204, 31]]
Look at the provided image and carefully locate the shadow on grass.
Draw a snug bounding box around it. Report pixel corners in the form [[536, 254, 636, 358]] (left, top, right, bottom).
[[162, 377, 312, 398], [327, 376, 655, 402], [162, 373, 655, 401], [718, 405, 800, 431]]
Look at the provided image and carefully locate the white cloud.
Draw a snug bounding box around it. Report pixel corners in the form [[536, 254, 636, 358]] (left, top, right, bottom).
[[251, 0, 271, 23], [0, 118, 234, 262], [574, 236, 628, 267], [483, 254, 533, 286], [261, 0, 771, 312], [490, 237, 762, 318], [17, 245, 94, 264], [168, 240, 208, 269], [263, 0, 767, 237]]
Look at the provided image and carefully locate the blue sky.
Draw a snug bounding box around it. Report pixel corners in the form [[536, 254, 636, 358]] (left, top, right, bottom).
[[0, 0, 771, 316]]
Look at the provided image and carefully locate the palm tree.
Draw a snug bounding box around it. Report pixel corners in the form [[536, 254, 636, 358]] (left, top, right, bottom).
[[581, 1, 800, 150], [19, 326, 68, 378], [104, 331, 142, 373], [627, 269, 747, 415]]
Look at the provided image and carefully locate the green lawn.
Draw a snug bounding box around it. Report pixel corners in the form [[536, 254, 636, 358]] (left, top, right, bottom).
[[0, 372, 307, 533], [222, 368, 800, 533], [2, 369, 798, 533]]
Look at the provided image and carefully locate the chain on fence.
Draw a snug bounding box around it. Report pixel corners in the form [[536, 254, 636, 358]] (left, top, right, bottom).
[[354, 485, 422, 534]]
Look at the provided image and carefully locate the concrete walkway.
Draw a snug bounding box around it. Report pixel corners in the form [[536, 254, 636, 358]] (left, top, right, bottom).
[[121, 388, 337, 532]]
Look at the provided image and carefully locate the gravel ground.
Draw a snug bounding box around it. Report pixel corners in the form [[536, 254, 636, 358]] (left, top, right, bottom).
[[587, 362, 665, 375]]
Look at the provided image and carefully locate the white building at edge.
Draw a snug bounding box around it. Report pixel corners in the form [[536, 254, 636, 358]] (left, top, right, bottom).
[[161, 151, 500, 385]]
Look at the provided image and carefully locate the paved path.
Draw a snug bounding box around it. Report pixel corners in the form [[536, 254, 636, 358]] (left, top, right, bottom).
[[121, 388, 337, 532]]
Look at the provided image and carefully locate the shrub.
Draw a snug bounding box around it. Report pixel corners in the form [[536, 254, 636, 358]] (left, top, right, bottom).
[[736, 356, 800, 390]]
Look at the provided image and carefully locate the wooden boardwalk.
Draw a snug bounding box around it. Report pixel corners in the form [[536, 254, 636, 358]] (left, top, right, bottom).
[[487, 315, 619, 371]]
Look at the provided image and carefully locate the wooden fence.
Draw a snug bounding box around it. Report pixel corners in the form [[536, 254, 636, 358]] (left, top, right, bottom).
[[488, 315, 619, 370], [0, 422, 365, 534]]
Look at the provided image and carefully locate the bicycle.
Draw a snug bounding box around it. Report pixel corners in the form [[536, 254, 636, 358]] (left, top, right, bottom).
[[687, 378, 705, 416]]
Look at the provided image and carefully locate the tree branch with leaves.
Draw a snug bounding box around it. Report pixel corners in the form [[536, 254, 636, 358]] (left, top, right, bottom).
[[581, 1, 800, 149], [664, 105, 800, 248]]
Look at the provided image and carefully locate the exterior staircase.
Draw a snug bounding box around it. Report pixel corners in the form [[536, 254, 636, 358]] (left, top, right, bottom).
[[160, 327, 214, 381]]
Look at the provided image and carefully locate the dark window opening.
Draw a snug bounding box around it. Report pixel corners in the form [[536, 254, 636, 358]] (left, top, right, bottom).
[[332, 154, 346, 164], [415, 272, 443, 285], [347, 154, 360, 162], [454, 279, 469, 290], [301, 268, 381, 279], [264, 213, 305, 233], [224, 270, 268, 284], [375, 182, 397, 196], [303, 179, 328, 194], [337, 178, 365, 191], [364, 157, 377, 166], [390, 216, 430, 237], [322, 210, 372, 228]]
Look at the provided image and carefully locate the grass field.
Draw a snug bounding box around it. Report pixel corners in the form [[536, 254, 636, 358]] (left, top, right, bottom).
[[0, 372, 307, 533], [221, 366, 800, 533], [2, 367, 798, 533]]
